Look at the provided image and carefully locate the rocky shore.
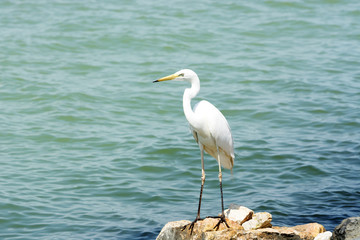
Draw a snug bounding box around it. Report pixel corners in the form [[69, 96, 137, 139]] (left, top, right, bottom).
[[156, 205, 360, 240]]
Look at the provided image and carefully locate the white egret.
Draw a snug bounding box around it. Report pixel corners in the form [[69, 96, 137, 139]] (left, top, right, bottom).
[[153, 69, 235, 233]]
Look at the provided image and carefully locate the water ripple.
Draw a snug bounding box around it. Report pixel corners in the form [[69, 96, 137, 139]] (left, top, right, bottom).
[[1, 0, 360, 239]]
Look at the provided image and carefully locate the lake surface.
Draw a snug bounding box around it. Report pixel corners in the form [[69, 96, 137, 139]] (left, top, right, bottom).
[[1, 0, 359, 239]]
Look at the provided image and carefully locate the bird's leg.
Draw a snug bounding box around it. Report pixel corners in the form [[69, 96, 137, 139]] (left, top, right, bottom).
[[182, 145, 205, 235], [182, 170, 205, 234], [212, 172, 229, 230], [212, 147, 230, 231]]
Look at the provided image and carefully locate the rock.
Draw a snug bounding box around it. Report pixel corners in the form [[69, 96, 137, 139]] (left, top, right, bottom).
[[157, 219, 326, 240], [236, 226, 324, 240], [274, 223, 326, 240], [242, 212, 272, 230], [156, 217, 242, 240], [332, 217, 360, 240], [223, 204, 254, 225], [235, 227, 300, 240], [315, 231, 332, 240], [156, 220, 191, 240], [156, 205, 328, 240], [237, 224, 325, 240]]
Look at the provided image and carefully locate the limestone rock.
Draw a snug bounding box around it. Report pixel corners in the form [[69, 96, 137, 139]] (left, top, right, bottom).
[[223, 204, 254, 225], [235, 225, 324, 240], [315, 231, 332, 240], [156, 220, 191, 240], [236, 227, 301, 240], [332, 217, 360, 240], [242, 212, 272, 230], [274, 223, 326, 240], [156, 218, 326, 240], [156, 205, 328, 240], [156, 217, 242, 240]]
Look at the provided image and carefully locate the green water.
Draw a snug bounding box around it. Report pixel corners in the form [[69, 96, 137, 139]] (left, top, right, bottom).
[[1, 0, 359, 239]]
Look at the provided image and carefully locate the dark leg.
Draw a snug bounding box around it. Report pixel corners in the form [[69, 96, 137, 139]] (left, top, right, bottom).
[[182, 176, 205, 234], [213, 175, 230, 230], [213, 147, 230, 230], [182, 146, 206, 235]]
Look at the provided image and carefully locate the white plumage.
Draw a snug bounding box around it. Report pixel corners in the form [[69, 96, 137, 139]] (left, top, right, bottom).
[[192, 100, 234, 170], [154, 69, 234, 233]]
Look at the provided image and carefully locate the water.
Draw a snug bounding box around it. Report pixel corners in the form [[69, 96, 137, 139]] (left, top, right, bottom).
[[1, 0, 359, 239]]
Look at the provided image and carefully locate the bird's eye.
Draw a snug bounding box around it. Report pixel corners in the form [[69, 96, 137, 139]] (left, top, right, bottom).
[[178, 73, 184, 77]]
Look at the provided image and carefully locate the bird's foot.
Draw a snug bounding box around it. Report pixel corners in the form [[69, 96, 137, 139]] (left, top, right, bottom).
[[208, 215, 230, 231], [181, 217, 203, 235]]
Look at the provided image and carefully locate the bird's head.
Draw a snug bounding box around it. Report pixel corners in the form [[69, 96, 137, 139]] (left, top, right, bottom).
[[153, 69, 198, 83]]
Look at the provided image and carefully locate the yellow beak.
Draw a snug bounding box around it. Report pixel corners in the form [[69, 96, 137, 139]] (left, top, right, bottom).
[[153, 73, 179, 83]]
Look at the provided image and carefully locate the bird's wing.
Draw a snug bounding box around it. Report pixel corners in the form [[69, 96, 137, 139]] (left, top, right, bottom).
[[194, 100, 235, 161], [209, 104, 235, 158]]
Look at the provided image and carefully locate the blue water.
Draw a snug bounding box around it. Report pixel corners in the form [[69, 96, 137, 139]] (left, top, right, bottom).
[[1, 0, 359, 239]]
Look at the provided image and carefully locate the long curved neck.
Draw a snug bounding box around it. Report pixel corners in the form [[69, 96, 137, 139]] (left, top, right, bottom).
[[183, 77, 201, 130]]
